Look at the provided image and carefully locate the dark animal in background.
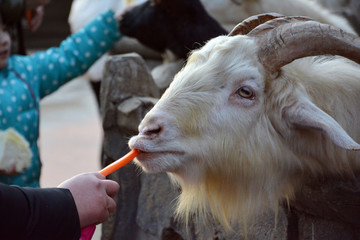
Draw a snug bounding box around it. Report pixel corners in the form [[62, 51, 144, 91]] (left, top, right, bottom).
[[119, 0, 228, 59]]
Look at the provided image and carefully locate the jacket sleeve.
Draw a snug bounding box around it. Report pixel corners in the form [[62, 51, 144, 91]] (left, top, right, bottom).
[[29, 10, 122, 98], [0, 183, 81, 240]]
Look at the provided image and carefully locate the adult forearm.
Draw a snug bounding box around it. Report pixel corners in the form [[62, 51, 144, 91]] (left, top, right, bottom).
[[0, 184, 80, 240]]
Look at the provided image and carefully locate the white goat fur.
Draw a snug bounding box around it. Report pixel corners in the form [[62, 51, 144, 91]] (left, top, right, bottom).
[[129, 34, 360, 230], [204, 0, 356, 34]]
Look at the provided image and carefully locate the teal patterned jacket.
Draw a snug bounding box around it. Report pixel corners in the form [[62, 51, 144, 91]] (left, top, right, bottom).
[[0, 10, 122, 187]]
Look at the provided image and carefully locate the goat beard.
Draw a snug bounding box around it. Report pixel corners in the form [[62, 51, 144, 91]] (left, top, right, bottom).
[[172, 132, 300, 234], [173, 159, 298, 234]]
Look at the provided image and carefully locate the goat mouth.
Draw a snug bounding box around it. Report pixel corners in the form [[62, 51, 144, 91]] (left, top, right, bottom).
[[136, 150, 183, 161]]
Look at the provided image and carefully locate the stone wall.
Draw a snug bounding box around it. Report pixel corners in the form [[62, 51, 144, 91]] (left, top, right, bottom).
[[100, 53, 360, 240]]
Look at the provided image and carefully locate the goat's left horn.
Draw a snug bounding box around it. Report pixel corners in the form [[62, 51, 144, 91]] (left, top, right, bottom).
[[250, 17, 360, 73], [228, 13, 285, 36]]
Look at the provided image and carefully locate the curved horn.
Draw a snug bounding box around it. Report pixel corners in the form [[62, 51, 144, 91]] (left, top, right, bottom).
[[228, 13, 285, 36], [249, 17, 360, 73]]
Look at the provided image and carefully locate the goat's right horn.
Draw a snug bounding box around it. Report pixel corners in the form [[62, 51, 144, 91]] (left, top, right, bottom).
[[228, 13, 285, 36], [250, 17, 360, 73]]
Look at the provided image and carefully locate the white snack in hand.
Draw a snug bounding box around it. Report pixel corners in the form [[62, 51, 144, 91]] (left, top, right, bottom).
[[0, 128, 32, 172]]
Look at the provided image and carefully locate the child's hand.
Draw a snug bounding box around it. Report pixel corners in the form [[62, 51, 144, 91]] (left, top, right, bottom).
[[26, 0, 50, 10], [28, 6, 45, 32], [0, 163, 26, 175]]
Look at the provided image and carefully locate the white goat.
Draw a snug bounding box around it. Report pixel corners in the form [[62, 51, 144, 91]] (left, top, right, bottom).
[[128, 13, 360, 231]]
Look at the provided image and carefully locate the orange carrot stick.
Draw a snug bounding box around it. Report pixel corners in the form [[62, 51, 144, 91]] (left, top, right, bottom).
[[99, 149, 139, 176]]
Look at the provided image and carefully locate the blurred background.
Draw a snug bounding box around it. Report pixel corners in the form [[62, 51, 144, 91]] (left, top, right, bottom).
[[24, 0, 102, 188], [24, 1, 103, 239]]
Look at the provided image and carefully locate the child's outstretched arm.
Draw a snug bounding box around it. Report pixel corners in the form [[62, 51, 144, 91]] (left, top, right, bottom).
[[25, 10, 122, 98]]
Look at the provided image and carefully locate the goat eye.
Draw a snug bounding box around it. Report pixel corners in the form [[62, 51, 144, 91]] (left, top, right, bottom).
[[236, 86, 254, 99]]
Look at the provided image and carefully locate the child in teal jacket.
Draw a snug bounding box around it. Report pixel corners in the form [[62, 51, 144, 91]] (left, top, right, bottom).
[[0, 10, 122, 187]]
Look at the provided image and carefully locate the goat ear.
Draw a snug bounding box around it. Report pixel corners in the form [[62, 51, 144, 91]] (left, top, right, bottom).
[[285, 98, 360, 151]]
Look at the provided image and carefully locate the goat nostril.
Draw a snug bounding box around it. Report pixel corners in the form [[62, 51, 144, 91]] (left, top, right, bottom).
[[142, 125, 162, 138]]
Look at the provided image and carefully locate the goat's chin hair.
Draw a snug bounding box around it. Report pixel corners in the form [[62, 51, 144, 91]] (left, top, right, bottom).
[[174, 165, 296, 235], [173, 120, 299, 234]]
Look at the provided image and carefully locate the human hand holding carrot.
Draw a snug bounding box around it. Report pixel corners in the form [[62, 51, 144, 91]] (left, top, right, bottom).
[[59, 172, 119, 228], [79, 149, 139, 240]]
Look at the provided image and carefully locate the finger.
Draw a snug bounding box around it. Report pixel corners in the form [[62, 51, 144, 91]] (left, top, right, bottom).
[[94, 172, 106, 180], [95, 207, 110, 225], [30, 20, 41, 31], [104, 180, 120, 198], [5, 164, 20, 175], [106, 197, 117, 212]]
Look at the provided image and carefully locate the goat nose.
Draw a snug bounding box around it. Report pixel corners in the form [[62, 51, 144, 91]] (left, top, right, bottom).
[[139, 119, 163, 139]]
